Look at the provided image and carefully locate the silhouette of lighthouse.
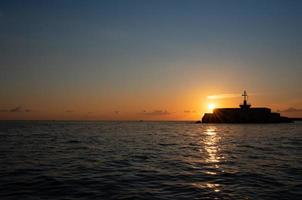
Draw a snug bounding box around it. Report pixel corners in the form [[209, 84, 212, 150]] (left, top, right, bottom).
[[240, 90, 251, 109]]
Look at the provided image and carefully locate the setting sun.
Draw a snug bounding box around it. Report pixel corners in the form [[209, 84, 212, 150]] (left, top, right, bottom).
[[208, 103, 216, 111]]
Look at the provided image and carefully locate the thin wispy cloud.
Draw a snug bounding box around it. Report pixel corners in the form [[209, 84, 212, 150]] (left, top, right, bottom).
[[184, 110, 197, 113], [10, 106, 22, 112], [140, 110, 171, 116], [207, 92, 260, 100], [0, 106, 32, 113], [207, 93, 241, 100]]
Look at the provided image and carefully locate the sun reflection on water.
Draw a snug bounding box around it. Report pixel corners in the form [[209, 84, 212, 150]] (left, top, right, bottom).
[[196, 126, 223, 193], [192, 182, 221, 192], [204, 127, 222, 164]]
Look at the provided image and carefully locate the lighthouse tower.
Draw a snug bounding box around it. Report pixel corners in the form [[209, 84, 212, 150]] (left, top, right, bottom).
[[240, 90, 251, 109]]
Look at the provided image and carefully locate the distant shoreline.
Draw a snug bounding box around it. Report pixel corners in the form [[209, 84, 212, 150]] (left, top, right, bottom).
[[0, 119, 301, 122], [0, 120, 195, 122]]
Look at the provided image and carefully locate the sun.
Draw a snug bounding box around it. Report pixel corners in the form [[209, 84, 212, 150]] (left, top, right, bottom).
[[208, 103, 216, 111]]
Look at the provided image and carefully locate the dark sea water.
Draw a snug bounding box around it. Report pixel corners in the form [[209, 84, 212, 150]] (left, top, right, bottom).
[[0, 121, 301, 200]]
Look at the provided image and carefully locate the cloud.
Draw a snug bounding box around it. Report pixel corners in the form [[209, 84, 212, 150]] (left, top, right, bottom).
[[207, 92, 260, 100], [65, 110, 74, 113], [184, 110, 197, 113], [140, 110, 171, 116], [207, 93, 241, 99], [0, 106, 32, 113], [114, 110, 120, 115], [279, 107, 302, 112], [10, 106, 22, 112]]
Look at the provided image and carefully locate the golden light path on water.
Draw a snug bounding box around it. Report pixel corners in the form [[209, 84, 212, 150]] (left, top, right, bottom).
[[193, 126, 223, 193]]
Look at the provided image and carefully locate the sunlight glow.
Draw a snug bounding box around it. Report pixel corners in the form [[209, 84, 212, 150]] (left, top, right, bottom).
[[208, 103, 216, 112]]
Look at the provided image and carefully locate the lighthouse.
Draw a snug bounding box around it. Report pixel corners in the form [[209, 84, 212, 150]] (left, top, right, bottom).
[[240, 90, 251, 109]]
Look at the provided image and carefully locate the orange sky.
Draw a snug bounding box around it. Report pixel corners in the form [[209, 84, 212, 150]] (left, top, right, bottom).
[[1, 89, 301, 120]]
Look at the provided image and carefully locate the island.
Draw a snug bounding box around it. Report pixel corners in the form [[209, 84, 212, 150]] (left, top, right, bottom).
[[202, 91, 293, 123]]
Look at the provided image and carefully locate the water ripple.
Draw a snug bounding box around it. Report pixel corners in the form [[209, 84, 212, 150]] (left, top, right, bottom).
[[0, 121, 301, 199]]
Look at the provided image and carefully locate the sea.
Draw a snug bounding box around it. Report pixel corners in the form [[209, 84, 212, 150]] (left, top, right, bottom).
[[0, 121, 301, 200]]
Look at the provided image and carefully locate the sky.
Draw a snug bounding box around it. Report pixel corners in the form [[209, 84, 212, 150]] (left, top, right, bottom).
[[0, 0, 302, 120]]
